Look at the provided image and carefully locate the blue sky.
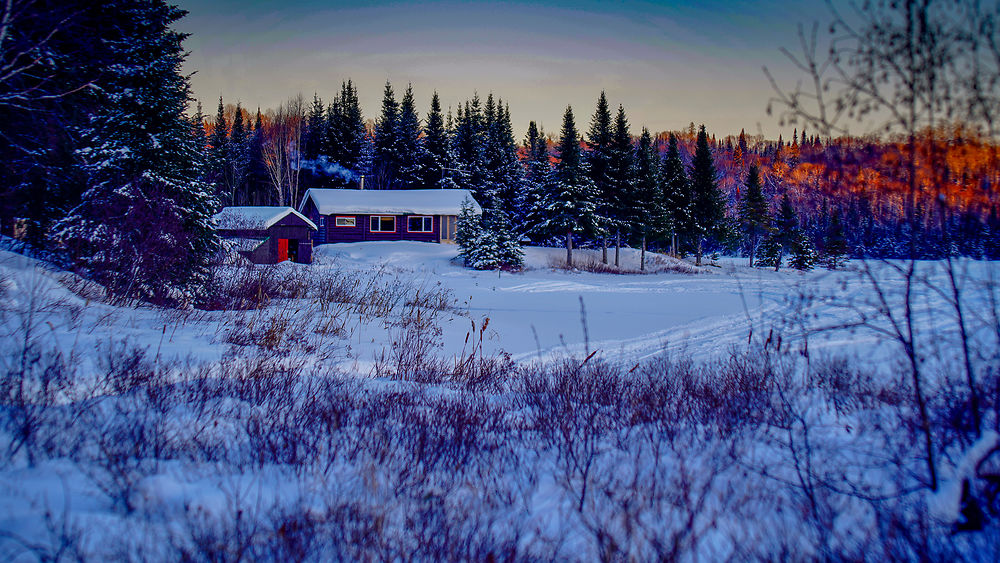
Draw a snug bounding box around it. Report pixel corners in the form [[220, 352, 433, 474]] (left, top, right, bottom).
[[176, 0, 829, 138]]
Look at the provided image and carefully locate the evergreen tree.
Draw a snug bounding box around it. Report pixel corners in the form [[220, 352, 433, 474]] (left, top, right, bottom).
[[586, 92, 614, 262], [822, 211, 849, 269], [464, 206, 524, 271], [689, 125, 725, 265], [629, 128, 661, 271], [456, 196, 483, 265], [659, 133, 691, 256], [539, 105, 600, 268], [606, 104, 635, 266], [737, 164, 770, 266], [759, 193, 799, 271], [421, 92, 458, 190], [373, 81, 400, 189], [226, 103, 249, 206], [208, 96, 227, 195], [395, 84, 426, 189], [58, 0, 217, 304], [452, 94, 487, 201], [789, 230, 819, 271], [522, 121, 551, 241], [303, 93, 325, 161], [483, 100, 525, 223], [246, 109, 270, 205]]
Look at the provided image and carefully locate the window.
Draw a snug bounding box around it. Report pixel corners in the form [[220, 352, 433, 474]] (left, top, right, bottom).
[[335, 216, 356, 227], [369, 216, 395, 232], [407, 216, 433, 233]]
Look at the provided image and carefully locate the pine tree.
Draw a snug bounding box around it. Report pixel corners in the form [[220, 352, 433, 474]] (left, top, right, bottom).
[[659, 133, 691, 256], [586, 92, 614, 263], [539, 105, 600, 268], [759, 193, 799, 271], [629, 128, 661, 271], [689, 125, 725, 265], [247, 109, 270, 204], [822, 211, 849, 269], [395, 84, 426, 189], [605, 105, 635, 266], [737, 164, 770, 266], [373, 81, 400, 189], [58, 0, 218, 304]]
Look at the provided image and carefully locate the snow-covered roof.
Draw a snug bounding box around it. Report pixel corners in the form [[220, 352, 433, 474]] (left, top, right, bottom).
[[213, 207, 317, 231], [221, 237, 265, 253], [299, 189, 481, 216]]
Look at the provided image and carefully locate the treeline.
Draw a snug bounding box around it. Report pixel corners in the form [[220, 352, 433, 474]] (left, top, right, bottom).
[[208, 83, 1000, 270]]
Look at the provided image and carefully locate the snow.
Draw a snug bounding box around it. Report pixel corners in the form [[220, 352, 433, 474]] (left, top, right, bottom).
[[2, 240, 999, 559], [212, 206, 317, 231], [300, 188, 481, 216]]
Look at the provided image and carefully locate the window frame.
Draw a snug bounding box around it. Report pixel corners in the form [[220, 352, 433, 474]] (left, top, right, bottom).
[[369, 215, 396, 232], [334, 216, 356, 227], [407, 215, 434, 233]]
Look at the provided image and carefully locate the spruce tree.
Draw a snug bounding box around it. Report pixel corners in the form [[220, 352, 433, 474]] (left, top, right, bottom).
[[452, 94, 487, 201], [373, 81, 400, 189], [304, 93, 326, 161], [737, 164, 770, 266], [789, 230, 819, 271], [606, 105, 635, 266], [58, 0, 218, 304], [689, 125, 725, 265], [456, 196, 483, 266], [421, 92, 458, 190], [522, 121, 551, 241], [586, 92, 614, 262], [395, 84, 426, 189], [209, 96, 228, 195], [659, 133, 691, 256], [822, 211, 849, 269], [539, 105, 600, 268], [629, 128, 661, 271], [484, 100, 525, 224], [226, 103, 249, 206]]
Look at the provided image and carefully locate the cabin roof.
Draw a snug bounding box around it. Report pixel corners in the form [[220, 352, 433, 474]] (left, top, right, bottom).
[[299, 189, 481, 216], [213, 206, 317, 231]]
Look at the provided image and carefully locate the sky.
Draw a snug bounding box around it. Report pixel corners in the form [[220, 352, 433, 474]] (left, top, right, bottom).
[[175, 0, 830, 140]]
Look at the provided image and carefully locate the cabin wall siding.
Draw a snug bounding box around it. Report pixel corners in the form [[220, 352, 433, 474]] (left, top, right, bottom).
[[217, 219, 314, 264]]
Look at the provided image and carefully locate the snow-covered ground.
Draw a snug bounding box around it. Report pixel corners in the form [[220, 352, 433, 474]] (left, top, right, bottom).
[[2, 241, 999, 560]]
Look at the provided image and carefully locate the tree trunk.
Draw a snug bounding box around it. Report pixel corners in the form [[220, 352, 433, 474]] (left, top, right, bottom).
[[671, 234, 677, 257], [640, 235, 646, 271], [696, 238, 703, 266], [601, 238, 608, 264], [566, 229, 573, 268], [615, 231, 620, 268]]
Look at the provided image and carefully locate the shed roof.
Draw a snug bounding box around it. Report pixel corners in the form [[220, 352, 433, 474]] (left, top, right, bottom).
[[213, 207, 317, 231], [299, 189, 481, 216]]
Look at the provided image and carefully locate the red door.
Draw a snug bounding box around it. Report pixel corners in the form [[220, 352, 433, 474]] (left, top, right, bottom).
[[277, 238, 289, 262]]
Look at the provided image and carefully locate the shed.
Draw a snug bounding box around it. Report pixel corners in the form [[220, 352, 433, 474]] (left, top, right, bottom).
[[213, 206, 317, 264], [299, 189, 481, 245]]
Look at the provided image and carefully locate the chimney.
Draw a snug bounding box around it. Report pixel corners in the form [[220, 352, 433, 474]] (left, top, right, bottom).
[[359, 175, 365, 190]]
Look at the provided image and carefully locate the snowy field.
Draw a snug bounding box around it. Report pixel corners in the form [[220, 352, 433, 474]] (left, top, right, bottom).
[[1, 241, 999, 560]]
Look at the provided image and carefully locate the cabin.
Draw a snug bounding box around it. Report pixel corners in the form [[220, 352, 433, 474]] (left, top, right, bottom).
[[299, 189, 481, 245], [213, 206, 317, 264]]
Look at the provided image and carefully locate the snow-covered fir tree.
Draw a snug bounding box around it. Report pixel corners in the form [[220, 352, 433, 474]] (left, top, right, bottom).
[[58, 0, 218, 304], [659, 133, 692, 256], [737, 164, 770, 266], [420, 92, 459, 190], [521, 121, 551, 242], [484, 98, 526, 226], [606, 104, 635, 266], [394, 84, 426, 189], [629, 128, 661, 271], [538, 105, 600, 268], [689, 125, 726, 265], [789, 230, 819, 271], [586, 92, 614, 262], [373, 81, 400, 189], [822, 211, 849, 269]]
